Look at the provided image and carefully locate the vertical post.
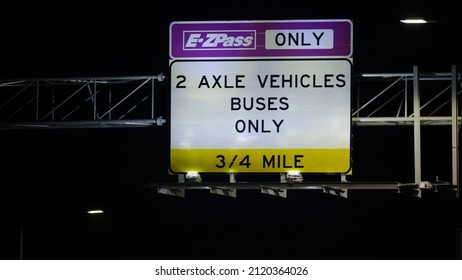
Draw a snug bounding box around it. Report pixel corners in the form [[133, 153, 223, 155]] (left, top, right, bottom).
[[93, 80, 97, 120], [451, 65, 459, 197], [36, 80, 39, 121], [280, 173, 287, 183], [109, 84, 112, 120], [413, 66, 421, 184], [229, 173, 236, 183], [51, 86, 55, 120], [178, 173, 185, 183], [151, 77, 155, 119], [404, 76, 408, 117], [19, 222, 23, 260]]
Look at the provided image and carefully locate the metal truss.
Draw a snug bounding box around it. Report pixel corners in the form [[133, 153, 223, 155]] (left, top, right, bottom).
[[1, 68, 460, 128], [145, 173, 454, 199], [1, 66, 460, 197], [0, 74, 166, 129], [350, 66, 460, 197], [1, 68, 459, 128], [352, 66, 461, 126]]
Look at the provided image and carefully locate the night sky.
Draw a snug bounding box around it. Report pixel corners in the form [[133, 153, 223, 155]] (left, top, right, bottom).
[[1, 1, 461, 260]]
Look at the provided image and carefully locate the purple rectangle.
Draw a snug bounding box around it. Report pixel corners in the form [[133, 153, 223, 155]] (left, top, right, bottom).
[[183, 31, 256, 50], [170, 20, 352, 59]]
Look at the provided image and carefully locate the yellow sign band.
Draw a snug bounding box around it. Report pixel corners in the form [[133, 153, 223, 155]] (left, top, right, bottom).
[[170, 148, 351, 173]]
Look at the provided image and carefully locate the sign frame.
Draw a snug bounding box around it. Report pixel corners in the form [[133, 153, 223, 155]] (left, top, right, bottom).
[[169, 19, 353, 175]]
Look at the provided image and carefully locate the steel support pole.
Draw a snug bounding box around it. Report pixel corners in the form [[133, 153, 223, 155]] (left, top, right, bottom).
[[151, 77, 155, 119], [413, 66, 421, 184], [451, 65, 459, 197], [19, 222, 23, 260], [93, 80, 97, 120], [35, 80, 39, 121]]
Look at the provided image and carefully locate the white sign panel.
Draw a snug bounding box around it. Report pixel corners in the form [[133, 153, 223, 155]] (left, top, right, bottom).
[[170, 59, 351, 173], [264, 29, 334, 50]]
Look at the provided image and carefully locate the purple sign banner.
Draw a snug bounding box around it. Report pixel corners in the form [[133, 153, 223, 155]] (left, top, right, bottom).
[[170, 19, 352, 59]]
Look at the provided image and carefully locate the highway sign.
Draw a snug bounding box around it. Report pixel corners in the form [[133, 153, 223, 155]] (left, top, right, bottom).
[[170, 59, 351, 173], [170, 19, 352, 60]]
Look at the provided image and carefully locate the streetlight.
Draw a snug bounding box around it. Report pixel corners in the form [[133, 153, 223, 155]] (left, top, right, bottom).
[[400, 19, 428, 24], [87, 209, 104, 214]]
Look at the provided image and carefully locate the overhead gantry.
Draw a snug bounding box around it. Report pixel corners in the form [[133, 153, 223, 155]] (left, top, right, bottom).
[[1, 66, 459, 198]]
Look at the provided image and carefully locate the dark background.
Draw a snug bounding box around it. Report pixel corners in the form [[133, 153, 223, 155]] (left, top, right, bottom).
[[1, 1, 461, 260]]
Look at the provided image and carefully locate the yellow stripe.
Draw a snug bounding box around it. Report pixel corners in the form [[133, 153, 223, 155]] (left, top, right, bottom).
[[170, 149, 351, 173]]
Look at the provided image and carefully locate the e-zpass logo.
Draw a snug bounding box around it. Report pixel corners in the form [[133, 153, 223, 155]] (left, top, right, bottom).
[[183, 31, 255, 50]]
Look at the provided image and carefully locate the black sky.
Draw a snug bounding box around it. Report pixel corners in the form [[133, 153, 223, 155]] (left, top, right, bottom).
[[1, 1, 462, 78]]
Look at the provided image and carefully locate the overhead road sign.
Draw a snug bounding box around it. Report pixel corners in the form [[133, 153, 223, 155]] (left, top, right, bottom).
[[170, 59, 351, 173], [170, 19, 352, 60]]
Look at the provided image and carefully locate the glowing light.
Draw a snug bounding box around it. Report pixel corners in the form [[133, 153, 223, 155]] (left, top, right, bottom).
[[186, 171, 202, 183], [400, 19, 427, 24], [87, 209, 104, 214]]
